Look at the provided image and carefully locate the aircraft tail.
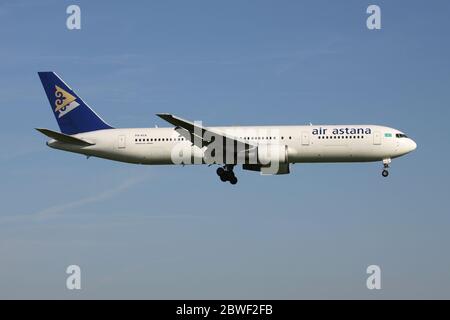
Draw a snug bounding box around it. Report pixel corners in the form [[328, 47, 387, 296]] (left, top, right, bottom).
[[38, 72, 113, 135]]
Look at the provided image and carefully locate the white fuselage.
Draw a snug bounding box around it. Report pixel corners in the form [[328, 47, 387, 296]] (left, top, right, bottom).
[[47, 124, 417, 165]]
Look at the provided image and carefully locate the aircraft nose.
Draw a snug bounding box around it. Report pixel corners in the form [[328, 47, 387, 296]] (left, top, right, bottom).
[[409, 139, 417, 152]]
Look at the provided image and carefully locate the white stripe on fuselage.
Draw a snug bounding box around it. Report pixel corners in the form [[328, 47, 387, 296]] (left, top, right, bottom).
[[47, 125, 416, 165]]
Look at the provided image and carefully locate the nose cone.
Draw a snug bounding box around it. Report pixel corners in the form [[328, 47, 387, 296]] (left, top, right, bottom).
[[411, 139, 417, 151], [407, 138, 417, 153]]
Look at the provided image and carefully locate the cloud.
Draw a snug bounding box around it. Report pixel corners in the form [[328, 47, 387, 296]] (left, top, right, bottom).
[[34, 175, 149, 220], [0, 146, 44, 162]]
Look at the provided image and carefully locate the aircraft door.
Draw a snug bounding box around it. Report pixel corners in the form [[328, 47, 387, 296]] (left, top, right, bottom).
[[301, 131, 310, 146], [373, 131, 381, 145], [118, 135, 126, 149]]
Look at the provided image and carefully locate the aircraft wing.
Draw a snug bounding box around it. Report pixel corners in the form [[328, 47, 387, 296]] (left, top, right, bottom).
[[156, 113, 256, 151]]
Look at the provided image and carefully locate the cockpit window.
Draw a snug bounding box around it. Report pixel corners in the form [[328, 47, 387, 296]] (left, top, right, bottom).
[[396, 133, 408, 138]]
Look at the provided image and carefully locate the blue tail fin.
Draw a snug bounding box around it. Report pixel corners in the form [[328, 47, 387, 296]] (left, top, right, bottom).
[[38, 72, 113, 135]]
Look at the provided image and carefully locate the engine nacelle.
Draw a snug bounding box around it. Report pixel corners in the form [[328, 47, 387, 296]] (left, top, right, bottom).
[[257, 144, 288, 165], [242, 144, 290, 175], [242, 163, 290, 175]]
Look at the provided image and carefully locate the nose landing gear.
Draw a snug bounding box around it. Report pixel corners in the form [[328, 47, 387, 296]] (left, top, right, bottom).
[[381, 158, 391, 177], [216, 165, 238, 185]]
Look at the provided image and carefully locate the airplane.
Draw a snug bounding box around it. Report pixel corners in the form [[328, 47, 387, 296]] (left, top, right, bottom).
[[36, 72, 417, 185]]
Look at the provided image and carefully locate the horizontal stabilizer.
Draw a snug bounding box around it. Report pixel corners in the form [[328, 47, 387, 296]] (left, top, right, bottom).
[[35, 128, 94, 146]]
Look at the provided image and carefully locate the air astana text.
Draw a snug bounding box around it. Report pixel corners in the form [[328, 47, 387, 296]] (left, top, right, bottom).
[[312, 127, 372, 135]]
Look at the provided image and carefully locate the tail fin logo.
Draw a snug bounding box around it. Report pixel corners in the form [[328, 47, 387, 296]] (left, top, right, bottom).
[[54, 85, 80, 118]]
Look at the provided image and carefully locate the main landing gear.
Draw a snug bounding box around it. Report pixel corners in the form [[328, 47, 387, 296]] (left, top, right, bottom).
[[381, 158, 391, 177], [216, 165, 238, 185]]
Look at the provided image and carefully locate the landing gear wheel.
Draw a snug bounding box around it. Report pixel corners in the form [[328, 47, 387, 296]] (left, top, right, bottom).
[[381, 158, 391, 178], [216, 167, 225, 176], [216, 165, 237, 184]]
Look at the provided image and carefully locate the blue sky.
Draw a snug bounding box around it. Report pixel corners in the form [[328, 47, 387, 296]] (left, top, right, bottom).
[[0, 0, 449, 299]]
